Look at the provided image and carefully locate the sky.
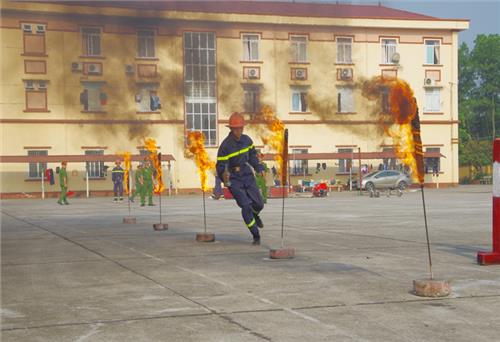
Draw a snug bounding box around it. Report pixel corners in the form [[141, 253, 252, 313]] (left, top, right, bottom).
[[297, 0, 500, 47]]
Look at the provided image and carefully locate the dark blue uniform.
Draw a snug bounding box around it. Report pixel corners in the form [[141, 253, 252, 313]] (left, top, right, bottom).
[[111, 166, 124, 201], [216, 133, 264, 240]]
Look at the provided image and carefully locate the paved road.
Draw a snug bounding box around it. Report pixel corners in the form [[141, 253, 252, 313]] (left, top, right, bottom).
[[1, 185, 499, 341]]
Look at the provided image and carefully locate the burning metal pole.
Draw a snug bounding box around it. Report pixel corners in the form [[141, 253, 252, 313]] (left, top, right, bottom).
[[153, 152, 168, 230], [122, 152, 136, 224], [411, 105, 450, 297], [270, 128, 295, 259]]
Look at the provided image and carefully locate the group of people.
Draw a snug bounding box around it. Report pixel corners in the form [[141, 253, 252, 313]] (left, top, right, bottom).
[[57, 158, 157, 207], [56, 111, 268, 245]]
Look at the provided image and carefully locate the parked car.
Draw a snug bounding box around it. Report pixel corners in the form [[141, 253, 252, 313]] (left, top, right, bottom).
[[361, 170, 411, 191]]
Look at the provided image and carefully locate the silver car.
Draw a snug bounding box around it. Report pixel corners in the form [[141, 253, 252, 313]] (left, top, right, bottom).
[[361, 170, 411, 191]]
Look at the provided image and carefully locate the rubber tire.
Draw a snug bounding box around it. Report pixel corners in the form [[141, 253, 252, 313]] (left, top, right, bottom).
[[365, 182, 375, 192], [398, 181, 408, 191]]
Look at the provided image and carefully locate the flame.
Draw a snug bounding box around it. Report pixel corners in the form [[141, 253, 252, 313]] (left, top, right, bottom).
[[361, 77, 423, 183], [186, 131, 216, 192], [144, 138, 165, 194], [256, 106, 286, 180], [120, 152, 132, 195]]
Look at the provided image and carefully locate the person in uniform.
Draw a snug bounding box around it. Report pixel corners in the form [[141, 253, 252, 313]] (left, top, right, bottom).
[[130, 164, 142, 203], [111, 160, 125, 202], [255, 153, 269, 204], [57, 161, 69, 205], [140, 158, 155, 206], [216, 112, 265, 245]]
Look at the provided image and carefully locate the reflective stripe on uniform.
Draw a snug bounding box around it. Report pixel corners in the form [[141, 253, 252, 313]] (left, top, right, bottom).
[[247, 218, 256, 228], [112, 170, 124, 173], [217, 144, 254, 161]]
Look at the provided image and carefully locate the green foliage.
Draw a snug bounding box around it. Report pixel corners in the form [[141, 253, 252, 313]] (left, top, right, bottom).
[[459, 34, 499, 167]]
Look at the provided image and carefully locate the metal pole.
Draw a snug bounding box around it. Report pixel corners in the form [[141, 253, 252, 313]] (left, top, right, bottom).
[[41, 168, 45, 199], [420, 185, 434, 280], [358, 148, 362, 195], [159, 189, 162, 224], [128, 169, 132, 217], [86, 169, 90, 198], [281, 129, 289, 248], [202, 190, 207, 234]]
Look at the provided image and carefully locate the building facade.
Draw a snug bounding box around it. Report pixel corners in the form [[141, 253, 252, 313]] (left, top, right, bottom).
[[0, 1, 469, 197]]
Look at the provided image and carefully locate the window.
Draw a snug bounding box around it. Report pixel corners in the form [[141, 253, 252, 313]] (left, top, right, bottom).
[[82, 28, 101, 56], [25, 80, 48, 111], [243, 84, 261, 113], [291, 87, 308, 112], [85, 150, 105, 178], [381, 86, 390, 113], [382, 147, 396, 170], [242, 34, 259, 61], [338, 148, 353, 173], [136, 84, 160, 112], [80, 82, 104, 112], [425, 148, 440, 174], [184, 32, 217, 146], [290, 36, 307, 63], [425, 40, 440, 65], [291, 149, 308, 176], [22, 23, 46, 55], [336, 37, 352, 64], [27, 150, 47, 179], [138, 30, 155, 58], [381, 38, 397, 64], [337, 87, 355, 113], [424, 88, 441, 112]]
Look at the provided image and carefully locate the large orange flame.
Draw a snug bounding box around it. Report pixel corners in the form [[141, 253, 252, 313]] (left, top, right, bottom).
[[361, 77, 423, 183], [144, 138, 165, 194], [120, 152, 132, 195], [186, 131, 216, 192], [257, 106, 286, 180]]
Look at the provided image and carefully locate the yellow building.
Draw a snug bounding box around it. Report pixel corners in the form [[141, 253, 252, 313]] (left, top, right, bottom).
[[0, 1, 469, 197]]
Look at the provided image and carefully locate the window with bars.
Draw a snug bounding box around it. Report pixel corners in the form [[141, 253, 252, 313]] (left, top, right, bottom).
[[337, 86, 355, 113], [381, 86, 390, 113], [85, 150, 104, 178], [136, 84, 160, 112], [336, 37, 352, 64], [290, 36, 307, 63], [27, 150, 47, 179], [184, 32, 217, 146], [425, 147, 440, 173], [338, 148, 353, 173], [243, 84, 261, 114], [381, 38, 397, 64], [82, 28, 101, 56], [424, 88, 441, 112], [291, 87, 308, 112], [81, 82, 103, 112], [22, 23, 46, 55], [242, 34, 260, 61], [425, 40, 440, 65], [138, 30, 155, 58], [291, 149, 308, 176]]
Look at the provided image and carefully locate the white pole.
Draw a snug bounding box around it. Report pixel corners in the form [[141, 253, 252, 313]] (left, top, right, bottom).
[[86, 170, 90, 198], [41, 169, 45, 199]]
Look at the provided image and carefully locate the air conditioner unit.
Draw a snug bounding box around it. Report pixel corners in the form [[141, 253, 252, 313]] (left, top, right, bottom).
[[71, 62, 82, 72], [247, 67, 260, 79], [391, 52, 401, 64], [24, 80, 34, 89], [340, 68, 353, 80], [86, 63, 102, 75], [35, 25, 46, 34], [22, 24, 32, 33], [38, 81, 47, 89], [125, 64, 135, 74], [294, 68, 306, 80], [424, 77, 436, 86]]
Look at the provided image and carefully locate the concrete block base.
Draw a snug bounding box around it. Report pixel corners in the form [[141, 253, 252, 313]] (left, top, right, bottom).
[[413, 279, 451, 297], [269, 247, 295, 259], [196, 232, 215, 242], [477, 251, 500, 265], [153, 223, 168, 231], [122, 217, 136, 224]]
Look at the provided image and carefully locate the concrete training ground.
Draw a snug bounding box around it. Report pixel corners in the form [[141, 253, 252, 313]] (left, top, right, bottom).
[[1, 185, 499, 341]]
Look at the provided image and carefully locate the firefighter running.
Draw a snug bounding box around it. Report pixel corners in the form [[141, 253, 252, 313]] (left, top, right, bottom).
[[216, 112, 265, 245]]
